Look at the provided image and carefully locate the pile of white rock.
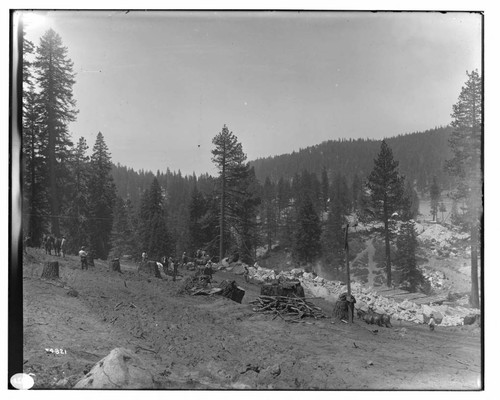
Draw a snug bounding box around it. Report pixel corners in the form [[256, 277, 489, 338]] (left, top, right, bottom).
[[421, 267, 449, 290], [246, 264, 479, 327]]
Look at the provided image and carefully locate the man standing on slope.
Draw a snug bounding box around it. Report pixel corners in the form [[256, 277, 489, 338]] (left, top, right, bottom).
[[79, 246, 88, 270]]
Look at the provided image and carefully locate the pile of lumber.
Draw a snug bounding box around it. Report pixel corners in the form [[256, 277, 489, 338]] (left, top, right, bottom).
[[250, 295, 326, 323]]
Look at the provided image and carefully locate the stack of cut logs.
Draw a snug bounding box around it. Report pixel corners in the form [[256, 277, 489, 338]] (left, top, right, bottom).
[[250, 295, 326, 323]]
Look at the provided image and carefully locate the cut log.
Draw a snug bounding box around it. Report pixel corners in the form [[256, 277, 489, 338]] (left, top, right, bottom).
[[218, 280, 245, 303], [138, 260, 162, 278], [110, 258, 122, 273], [41, 261, 59, 279]]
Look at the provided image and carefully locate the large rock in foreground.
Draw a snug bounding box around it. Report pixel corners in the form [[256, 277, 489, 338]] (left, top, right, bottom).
[[74, 348, 154, 389]]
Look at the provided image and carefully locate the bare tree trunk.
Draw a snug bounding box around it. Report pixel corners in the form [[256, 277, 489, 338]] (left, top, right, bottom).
[[41, 261, 59, 279], [384, 216, 392, 287], [219, 145, 226, 263], [470, 223, 480, 308]]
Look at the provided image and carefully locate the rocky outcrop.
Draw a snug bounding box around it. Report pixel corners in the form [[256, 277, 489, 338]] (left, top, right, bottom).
[[246, 265, 479, 327], [74, 348, 154, 389]]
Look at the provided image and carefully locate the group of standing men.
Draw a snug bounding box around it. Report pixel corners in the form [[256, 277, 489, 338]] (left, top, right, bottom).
[[42, 235, 67, 258]]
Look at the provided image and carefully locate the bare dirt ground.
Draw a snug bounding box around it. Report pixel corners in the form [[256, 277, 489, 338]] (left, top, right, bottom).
[[22, 248, 481, 390]]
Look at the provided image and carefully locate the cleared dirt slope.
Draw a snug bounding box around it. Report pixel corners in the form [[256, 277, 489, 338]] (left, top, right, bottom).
[[22, 248, 481, 390]]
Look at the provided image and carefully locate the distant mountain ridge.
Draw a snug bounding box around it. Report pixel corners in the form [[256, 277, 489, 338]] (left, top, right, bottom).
[[250, 126, 454, 192]]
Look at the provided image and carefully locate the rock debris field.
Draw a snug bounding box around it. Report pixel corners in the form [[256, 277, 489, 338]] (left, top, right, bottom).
[[22, 248, 481, 390]]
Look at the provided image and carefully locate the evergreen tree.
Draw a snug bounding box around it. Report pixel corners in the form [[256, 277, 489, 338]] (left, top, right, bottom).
[[211, 125, 248, 261], [395, 220, 428, 293], [22, 29, 35, 85], [110, 196, 137, 259], [321, 167, 330, 212], [445, 70, 482, 308], [366, 140, 405, 287], [331, 173, 350, 215], [138, 178, 170, 260], [351, 173, 362, 212], [439, 202, 447, 222], [429, 175, 441, 222], [321, 196, 346, 277], [295, 198, 322, 263], [62, 137, 91, 253], [188, 183, 208, 253], [34, 29, 78, 235], [88, 132, 116, 259], [276, 177, 290, 243], [262, 177, 277, 253], [401, 179, 419, 221], [22, 85, 46, 245]]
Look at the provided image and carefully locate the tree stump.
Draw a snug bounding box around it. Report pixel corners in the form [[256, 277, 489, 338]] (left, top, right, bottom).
[[261, 281, 305, 298], [218, 280, 245, 303], [41, 261, 59, 279], [110, 258, 122, 273], [332, 292, 356, 321], [138, 260, 162, 279]]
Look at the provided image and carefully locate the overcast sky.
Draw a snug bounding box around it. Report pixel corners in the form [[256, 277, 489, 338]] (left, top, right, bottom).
[[20, 10, 481, 176]]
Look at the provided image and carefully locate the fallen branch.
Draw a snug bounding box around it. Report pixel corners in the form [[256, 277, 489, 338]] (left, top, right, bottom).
[[135, 345, 158, 354]]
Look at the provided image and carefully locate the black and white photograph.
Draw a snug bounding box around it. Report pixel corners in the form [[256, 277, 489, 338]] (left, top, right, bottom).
[[9, 7, 485, 391]]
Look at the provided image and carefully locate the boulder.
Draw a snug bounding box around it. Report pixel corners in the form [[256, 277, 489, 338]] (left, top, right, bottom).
[[231, 263, 247, 275], [74, 348, 154, 389], [290, 268, 304, 277], [303, 272, 315, 280], [463, 314, 479, 325]]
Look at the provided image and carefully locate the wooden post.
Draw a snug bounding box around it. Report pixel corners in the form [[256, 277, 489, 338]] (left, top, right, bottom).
[[41, 261, 59, 279]]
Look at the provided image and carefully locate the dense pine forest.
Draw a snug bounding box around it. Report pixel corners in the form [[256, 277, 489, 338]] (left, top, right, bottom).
[[20, 28, 481, 306], [251, 126, 454, 193]]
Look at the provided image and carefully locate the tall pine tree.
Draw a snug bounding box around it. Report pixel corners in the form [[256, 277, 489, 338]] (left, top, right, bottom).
[[62, 137, 91, 253], [445, 70, 482, 308], [430, 175, 441, 222], [34, 29, 78, 235], [295, 198, 322, 264], [395, 220, 428, 293], [88, 132, 116, 259], [366, 140, 405, 287], [211, 125, 248, 261], [110, 196, 137, 258], [188, 182, 209, 253], [138, 177, 170, 260]]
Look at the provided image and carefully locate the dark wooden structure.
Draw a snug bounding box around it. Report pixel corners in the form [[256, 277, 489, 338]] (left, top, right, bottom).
[[218, 280, 245, 303]]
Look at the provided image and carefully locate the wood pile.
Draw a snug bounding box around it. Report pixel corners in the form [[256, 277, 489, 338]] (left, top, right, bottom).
[[250, 295, 326, 323], [179, 274, 210, 294]]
